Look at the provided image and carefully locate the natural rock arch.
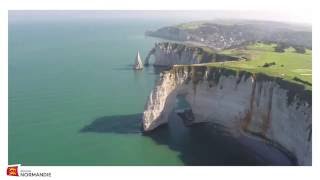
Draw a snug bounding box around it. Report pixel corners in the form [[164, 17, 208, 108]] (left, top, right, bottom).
[[142, 66, 312, 165], [144, 47, 155, 66]]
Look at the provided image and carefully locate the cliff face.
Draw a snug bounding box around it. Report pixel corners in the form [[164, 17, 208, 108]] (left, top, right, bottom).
[[143, 66, 312, 165], [144, 42, 239, 66], [145, 26, 189, 41]]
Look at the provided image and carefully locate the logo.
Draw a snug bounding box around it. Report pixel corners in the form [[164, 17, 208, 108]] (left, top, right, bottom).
[[7, 165, 19, 176], [7, 164, 52, 177]]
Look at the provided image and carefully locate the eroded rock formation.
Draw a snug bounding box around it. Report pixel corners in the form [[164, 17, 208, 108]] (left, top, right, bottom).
[[144, 42, 239, 66], [142, 65, 312, 165]]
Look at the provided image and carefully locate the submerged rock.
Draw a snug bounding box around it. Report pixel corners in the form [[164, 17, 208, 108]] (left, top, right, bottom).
[[176, 108, 195, 126]]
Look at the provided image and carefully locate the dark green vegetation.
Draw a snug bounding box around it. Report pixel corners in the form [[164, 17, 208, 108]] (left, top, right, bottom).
[[262, 62, 276, 67], [274, 42, 309, 53]]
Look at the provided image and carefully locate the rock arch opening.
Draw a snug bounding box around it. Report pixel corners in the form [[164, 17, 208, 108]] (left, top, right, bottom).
[[143, 66, 311, 165], [144, 47, 155, 66]]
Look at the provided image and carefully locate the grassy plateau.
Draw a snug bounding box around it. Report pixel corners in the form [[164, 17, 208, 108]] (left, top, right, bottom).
[[203, 43, 312, 89]]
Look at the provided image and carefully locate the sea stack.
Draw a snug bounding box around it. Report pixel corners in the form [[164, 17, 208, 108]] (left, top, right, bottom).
[[133, 51, 144, 70]]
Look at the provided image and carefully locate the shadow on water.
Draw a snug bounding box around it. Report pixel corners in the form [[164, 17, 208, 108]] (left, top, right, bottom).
[[80, 113, 294, 166], [80, 114, 141, 134], [112, 65, 134, 71]]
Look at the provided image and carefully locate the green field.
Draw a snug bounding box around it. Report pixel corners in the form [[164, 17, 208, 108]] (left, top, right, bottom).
[[176, 21, 206, 30], [205, 43, 312, 89]]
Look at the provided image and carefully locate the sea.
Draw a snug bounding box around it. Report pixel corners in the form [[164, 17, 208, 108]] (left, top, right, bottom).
[[8, 12, 292, 165]]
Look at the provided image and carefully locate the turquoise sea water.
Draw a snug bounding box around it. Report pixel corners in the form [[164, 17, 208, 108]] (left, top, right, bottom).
[[9, 14, 292, 166]]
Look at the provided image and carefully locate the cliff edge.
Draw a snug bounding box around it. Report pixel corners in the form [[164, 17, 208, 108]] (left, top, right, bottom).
[[144, 42, 239, 66], [142, 65, 312, 165]]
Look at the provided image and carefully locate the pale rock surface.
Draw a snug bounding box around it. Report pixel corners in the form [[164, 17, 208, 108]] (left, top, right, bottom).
[[142, 66, 312, 165]]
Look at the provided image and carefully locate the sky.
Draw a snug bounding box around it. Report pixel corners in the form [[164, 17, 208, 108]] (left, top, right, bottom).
[[8, 10, 312, 25]]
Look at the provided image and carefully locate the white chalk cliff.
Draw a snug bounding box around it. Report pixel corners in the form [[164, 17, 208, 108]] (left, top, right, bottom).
[[142, 65, 312, 165], [144, 42, 238, 66]]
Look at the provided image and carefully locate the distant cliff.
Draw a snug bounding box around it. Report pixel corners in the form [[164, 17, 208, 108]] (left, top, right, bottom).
[[146, 20, 312, 50], [142, 65, 312, 165], [144, 42, 239, 66], [145, 26, 188, 41]]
